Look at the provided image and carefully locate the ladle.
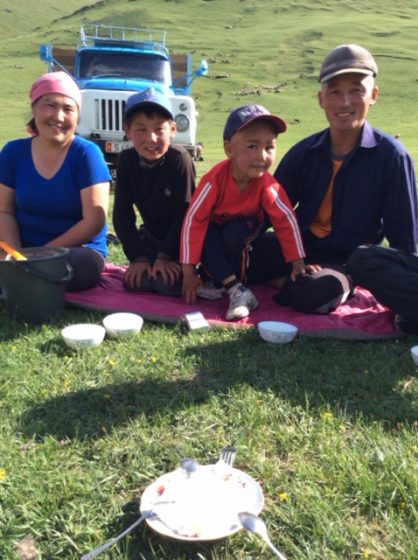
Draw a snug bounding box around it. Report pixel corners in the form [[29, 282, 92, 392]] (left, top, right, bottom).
[[0, 240, 27, 261]]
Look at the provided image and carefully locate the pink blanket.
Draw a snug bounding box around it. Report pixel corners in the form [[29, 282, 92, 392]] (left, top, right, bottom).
[[65, 264, 398, 340]]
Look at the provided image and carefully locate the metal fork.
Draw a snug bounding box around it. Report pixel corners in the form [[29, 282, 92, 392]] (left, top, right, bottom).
[[218, 446, 237, 468]]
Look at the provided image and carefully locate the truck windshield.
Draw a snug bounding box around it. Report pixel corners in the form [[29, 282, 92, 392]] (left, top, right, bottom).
[[78, 51, 171, 84]]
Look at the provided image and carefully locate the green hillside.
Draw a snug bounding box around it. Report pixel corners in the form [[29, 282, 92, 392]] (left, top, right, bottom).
[[0, 0, 90, 36], [1, 3, 418, 559], [0, 0, 418, 166]]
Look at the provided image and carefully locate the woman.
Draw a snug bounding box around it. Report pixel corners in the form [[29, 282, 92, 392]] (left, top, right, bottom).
[[0, 71, 111, 290]]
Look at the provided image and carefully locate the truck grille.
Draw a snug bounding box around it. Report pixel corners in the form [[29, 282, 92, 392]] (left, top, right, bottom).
[[95, 98, 125, 132]]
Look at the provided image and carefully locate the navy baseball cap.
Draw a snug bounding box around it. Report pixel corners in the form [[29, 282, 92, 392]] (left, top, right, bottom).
[[319, 44, 378, 84], [274, 268, 352, 313], [223, 104, 287, 140], [124, 88, 174, 120]]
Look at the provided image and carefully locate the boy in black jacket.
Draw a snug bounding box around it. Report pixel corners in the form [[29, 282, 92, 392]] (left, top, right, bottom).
[[113, 88, 196, 295]]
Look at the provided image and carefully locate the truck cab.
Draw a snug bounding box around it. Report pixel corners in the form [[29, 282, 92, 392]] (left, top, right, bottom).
[[40, 24, 208, 171]]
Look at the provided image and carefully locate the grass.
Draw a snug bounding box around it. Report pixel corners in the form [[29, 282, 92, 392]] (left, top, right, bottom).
[[1, 313, 418, 559], [1, 0, 418, 558]]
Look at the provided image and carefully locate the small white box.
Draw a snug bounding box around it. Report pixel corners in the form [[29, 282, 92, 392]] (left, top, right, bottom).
[[183, 311, 210, 330]]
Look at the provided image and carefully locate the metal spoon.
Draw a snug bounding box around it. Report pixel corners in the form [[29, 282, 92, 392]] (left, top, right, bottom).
[[238, 511, 288, 560], [180, 457, 198, 478], [80, 509, 157, 560]]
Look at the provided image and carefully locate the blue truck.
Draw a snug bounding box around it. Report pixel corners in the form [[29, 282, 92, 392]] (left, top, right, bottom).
[[39, 24, 208, 172]]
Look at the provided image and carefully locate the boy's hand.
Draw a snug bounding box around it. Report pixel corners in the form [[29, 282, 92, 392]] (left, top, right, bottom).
[[182, 264, 200, 304], [152, 259, 181, 286], [290, 259, 321, 281], [124, 261, 152, 289]]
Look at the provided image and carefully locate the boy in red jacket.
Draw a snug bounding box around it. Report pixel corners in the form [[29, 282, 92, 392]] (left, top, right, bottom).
[[180, 104, 315, 320]]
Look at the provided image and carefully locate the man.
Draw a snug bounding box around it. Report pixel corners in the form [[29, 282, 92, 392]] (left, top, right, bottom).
[[346, 244, 418, 334], [274, 44, 418, 269]]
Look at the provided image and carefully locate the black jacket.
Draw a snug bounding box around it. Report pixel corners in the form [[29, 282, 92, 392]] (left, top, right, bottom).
[[113, 145, 195, 262]]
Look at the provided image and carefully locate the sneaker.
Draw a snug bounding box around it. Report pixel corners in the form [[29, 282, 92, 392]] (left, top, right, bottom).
[[196, 281, 226, 301], [226, 284, 258, 320]]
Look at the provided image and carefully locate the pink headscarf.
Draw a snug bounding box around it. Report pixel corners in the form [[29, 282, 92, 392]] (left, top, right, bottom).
[[29, 71, 82, 110]]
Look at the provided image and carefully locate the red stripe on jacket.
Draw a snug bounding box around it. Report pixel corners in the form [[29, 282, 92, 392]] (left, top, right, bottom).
[[180, 159, 305, 264]]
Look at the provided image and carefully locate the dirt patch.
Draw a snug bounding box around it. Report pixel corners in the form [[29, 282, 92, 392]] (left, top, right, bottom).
[[14, 535, 41, 560]]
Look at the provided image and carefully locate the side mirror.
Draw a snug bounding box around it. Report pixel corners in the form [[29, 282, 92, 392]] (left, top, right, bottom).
[[196, 59, 208, 77], [39, 44, 53, 62]]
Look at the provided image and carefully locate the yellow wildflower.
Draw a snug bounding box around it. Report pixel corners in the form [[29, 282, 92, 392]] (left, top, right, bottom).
[[150, 356, 157, 363], [0, 468, 7, 481], [321, 411, 334, 422], [278, 492, 289, 502]]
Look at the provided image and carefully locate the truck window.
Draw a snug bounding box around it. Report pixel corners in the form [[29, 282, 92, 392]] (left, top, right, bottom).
[[78, 52, 171, 85]]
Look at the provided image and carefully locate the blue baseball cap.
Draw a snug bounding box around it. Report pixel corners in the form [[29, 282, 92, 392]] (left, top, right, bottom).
[[223, 104, 287, 140], [124, 88, 174, 120]]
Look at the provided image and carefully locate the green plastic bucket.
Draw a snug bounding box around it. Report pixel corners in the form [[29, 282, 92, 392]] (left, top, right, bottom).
[[0, 247, 73, 324]]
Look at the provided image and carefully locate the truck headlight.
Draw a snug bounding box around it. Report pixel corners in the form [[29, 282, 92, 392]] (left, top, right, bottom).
[[175, 114, 189, 132]]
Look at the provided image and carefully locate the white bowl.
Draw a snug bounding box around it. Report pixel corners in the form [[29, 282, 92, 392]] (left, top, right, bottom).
[[102, 312, 144, 338], [61, 323, 106, 350], [410, 345, 418, 365], [258, 320, 298, 344]]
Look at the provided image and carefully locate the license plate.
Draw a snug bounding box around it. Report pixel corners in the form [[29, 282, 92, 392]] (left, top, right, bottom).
[[105, 141, 132, 153]]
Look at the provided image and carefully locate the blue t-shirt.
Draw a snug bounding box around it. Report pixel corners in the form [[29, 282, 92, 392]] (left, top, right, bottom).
[[0, 136, 111, 256]]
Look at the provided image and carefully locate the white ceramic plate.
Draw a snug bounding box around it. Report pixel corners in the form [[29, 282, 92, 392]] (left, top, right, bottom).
[[140, 464, 264, 541]]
